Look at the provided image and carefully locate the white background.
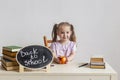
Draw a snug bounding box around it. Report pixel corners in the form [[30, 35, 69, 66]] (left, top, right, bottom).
[[0, 0, 120, 79]]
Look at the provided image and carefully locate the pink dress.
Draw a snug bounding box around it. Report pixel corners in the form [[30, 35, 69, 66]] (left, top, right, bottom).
[[50, 41, 76, 57]]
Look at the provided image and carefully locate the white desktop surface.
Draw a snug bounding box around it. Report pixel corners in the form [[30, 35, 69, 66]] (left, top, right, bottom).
[[0, 60, 117, 80]]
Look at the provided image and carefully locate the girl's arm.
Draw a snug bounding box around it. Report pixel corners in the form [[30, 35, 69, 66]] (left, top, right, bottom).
[[53, 52, 60, 64], [67, 51, 76, 62], [50, 43, 60, 63], [67, 43, 77, 62]]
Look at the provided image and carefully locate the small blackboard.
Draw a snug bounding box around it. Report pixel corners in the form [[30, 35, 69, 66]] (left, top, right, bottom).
[[16, 45, 53, 69]]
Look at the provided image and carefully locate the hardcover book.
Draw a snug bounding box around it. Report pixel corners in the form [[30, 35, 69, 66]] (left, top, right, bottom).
[[1, 57, 18, 67], [2, 63, 19, 71], [3, 54, 16, 61], [3, 46, 22, 52], [90, 62, 105, 66], [2, 49, 17, 57], [90, 58, 103, 63], [90, 65, 105, 69], [90, 57, 105, 69]]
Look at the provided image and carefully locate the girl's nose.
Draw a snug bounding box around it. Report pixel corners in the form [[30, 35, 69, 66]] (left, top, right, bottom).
[[64, 33, 67, 37]]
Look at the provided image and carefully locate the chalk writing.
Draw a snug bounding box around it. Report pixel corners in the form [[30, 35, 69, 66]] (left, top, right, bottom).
[[24, 56, 48, 66], [16, 45, 53, 68], [20, 48, 38, 58]]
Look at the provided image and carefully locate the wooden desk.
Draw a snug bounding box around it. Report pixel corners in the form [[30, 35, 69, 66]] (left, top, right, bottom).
[[0, 61, 117, 80]]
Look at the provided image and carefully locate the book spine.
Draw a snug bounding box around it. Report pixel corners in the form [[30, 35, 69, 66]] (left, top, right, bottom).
[[90, 62, 105, 66], [1, 58, 18, 67], [90, 58, 103, 62], [2, 50, 17, 57], [2, 64, 19, 71], [3, 48, 20, 52], [3, 55, 16, 61], [90, 65, 105, 69]]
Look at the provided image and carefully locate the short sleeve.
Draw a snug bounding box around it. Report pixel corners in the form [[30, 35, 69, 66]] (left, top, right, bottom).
[[72, 43, 77, 52], [50, 43, 56, 53]]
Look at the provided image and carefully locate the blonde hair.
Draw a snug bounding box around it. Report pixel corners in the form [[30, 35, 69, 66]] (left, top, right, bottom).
[[52, 22, 76, 42]]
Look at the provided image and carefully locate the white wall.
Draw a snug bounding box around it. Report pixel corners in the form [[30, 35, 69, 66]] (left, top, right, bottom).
[[0, 0, 120, 79]]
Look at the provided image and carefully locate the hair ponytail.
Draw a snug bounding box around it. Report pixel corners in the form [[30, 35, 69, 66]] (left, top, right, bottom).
[[52, 24, 58, 42], [70, 24, 76, 42]]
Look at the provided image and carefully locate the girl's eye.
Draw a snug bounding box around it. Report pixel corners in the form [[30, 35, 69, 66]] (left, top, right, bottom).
[[67, 32, 69, 34], [61, 32, 64, 34]]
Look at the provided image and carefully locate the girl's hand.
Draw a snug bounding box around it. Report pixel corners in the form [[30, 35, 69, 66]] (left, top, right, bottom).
[[54, 57, 60, 64]]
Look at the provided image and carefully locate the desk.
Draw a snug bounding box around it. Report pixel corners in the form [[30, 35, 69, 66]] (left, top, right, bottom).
[[0, 61, 117, 80]]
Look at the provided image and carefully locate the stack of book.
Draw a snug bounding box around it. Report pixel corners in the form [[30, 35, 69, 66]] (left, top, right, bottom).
[[1, 45, 22, 71], [90, 56, 105, 69]]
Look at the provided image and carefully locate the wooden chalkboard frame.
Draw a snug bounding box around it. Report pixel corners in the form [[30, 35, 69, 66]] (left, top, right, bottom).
[[16, 45, 53, 72]]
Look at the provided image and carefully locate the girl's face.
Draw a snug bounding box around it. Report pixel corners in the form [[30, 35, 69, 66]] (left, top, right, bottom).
[[57, 25, 72, 42]]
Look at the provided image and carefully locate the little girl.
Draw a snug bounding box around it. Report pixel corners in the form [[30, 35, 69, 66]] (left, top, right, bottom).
[[50, 22, 76, 64]]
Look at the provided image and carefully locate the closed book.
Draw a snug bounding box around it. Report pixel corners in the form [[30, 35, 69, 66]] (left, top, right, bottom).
[[1, 57, 18, 67], [90, 58, 104, 63], [2, 63, 19, 71], [3, 54, 16, 61], [2, 49, 17, 57], [3, 46, 22, 52], [90, 65, 105, 69], [90, 62, 105, 66]]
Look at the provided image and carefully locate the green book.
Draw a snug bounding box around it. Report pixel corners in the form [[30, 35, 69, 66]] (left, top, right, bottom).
[[3, 45, 22, 52]]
